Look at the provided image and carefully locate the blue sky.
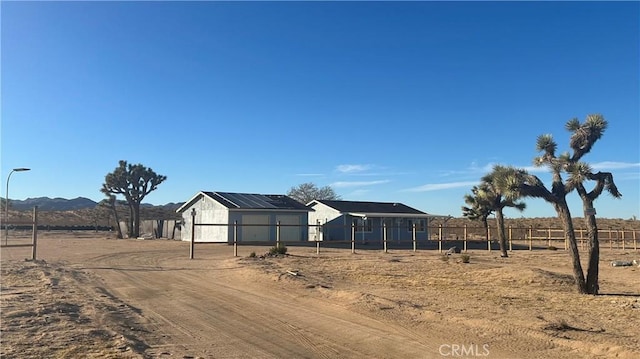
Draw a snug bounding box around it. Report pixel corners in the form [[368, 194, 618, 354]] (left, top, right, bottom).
[[2, 1, 639, 219]]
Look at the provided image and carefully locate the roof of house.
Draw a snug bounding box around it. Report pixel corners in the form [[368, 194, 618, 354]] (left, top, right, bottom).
[[310, 199, 450, 219], [176, 191, 311, 212], [312, 200, 425, 215]]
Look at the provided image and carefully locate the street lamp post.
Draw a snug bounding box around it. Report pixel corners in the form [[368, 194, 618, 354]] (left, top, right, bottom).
[[4, 167, 31, 245]]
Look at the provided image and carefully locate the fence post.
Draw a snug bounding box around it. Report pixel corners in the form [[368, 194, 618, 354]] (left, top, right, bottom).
[[547, 227, 552, 247], [351, 222, 355, 254], [609, 227, 612, 250], [621, 229, 625, 251], [31, 206, 38, 260], [487, 226, 491, 252], [438, 224, 442, 253], [316, 220, 321, 255], [508, 225, 512, 252], [528, 225, 532, 251], [634, 230, 637, 251], [190, 208, 195, 260], [412, 223, 417, 252], [383, 221, 388, 253], [233, 221, 238, 257], [276, 221, 281, 247], [463, 224, 467, 253]]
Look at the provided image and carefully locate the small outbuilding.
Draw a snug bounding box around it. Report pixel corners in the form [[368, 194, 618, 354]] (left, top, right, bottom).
[[307, 199, 447, 243], [176, 191, 312, 243]]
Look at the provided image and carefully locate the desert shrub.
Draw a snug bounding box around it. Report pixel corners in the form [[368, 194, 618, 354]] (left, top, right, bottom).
[[460, 254, 471, 263], [269, 244, 287, 255], [249, 251, 256, 258], [440, 255, 450, 262], [547, 245, 558, 251]]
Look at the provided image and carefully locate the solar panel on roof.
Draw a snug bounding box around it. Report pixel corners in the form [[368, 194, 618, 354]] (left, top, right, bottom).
[[226, 193, 248, 207], [245, 193, 276, 208], [211, 192, 310, 210], [218, 192, 278, 209], [220, 193, 246, 208]]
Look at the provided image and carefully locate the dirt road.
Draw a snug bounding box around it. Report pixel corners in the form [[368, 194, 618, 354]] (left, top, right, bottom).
[[2, 233, 639, 358]]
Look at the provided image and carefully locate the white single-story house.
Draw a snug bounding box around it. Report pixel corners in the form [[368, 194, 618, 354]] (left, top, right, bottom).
[[307, 199, 448, 243], [176, 191, 312, 243]]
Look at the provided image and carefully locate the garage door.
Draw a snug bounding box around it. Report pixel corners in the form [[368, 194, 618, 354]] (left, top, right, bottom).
[[242, 215, 270, 242], [276, 215, 301, 242]]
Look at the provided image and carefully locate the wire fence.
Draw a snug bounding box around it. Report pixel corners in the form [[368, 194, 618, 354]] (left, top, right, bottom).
[[2, 209, 636, 261], [439, 225, 640, 252], [188, 220, 639, 258]]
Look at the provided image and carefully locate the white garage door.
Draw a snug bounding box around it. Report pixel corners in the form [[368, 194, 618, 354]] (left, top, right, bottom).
[[276, 215, 301, 242], [242, 215, 270, 242]]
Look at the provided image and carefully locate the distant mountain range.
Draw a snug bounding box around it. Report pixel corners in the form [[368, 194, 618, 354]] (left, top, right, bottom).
[[8, 197, 183, 211]]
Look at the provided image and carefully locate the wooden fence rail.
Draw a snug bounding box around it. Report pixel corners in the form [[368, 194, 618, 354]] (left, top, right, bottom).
[[187, 221, 638, 258], [0, 206, 39, 260], [434, 225, 639, 252]]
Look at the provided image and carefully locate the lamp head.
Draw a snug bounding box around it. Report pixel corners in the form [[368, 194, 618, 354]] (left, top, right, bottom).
[[13, 168, 30, 172]]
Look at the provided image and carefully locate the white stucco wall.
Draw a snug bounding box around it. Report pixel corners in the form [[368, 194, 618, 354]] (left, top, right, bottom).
[[307, 201, 341, 241], [181, 194, 229, 242]]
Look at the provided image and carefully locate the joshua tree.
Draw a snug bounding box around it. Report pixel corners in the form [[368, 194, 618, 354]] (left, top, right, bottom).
[[462, 185, 493, 243], [98, 195, 124, 239], [564, 115, 621, 294], [479, 165, 527, 258], [101, 161, 166, 238], [509, 114, 619, 294]]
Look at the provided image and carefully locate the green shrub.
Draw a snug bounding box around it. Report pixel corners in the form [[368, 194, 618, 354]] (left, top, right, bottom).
[[249, 251, 256, 258], [440, 255, 450, 262], [460, 254, 471, 263], [547, 245, 558, 251], [269, 244, 288, 255]]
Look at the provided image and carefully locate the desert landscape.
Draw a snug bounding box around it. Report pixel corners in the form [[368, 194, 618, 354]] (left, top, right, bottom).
[[1, 231, 639, 359]]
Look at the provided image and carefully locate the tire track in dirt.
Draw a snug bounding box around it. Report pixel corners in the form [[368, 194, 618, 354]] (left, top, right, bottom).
[[21, 237, 638, 359], [81, 250, 444, 358], [102, 271, 333, 358], [0, 259, 149, 358]]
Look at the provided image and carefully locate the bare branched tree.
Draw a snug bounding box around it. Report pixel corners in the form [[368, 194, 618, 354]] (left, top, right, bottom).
[[287, 182, 340, 205]]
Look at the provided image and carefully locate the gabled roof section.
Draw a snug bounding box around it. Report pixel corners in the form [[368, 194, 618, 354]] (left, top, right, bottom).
[[311, 199, 449, 218], [313, 200, 425, 215], [176, 191, 311, 213]]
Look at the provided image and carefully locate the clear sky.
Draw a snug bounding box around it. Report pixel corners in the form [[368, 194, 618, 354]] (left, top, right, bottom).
[[2, 1, 639, 219]]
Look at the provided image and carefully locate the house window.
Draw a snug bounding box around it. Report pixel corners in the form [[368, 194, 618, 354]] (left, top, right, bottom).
[[407, 219, 426, 232], [353, 218, 372, 233]]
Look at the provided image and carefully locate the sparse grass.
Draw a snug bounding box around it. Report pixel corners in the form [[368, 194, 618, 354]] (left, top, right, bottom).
[[547, 245, 558, 251], [440, 255, 450, 262], [269, 244, 287, 256], [249, 251, 256, 258], [460, 254, 470, 263]]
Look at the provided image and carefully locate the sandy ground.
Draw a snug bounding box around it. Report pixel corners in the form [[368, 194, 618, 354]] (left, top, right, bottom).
[[1, 232, 639, 359]]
